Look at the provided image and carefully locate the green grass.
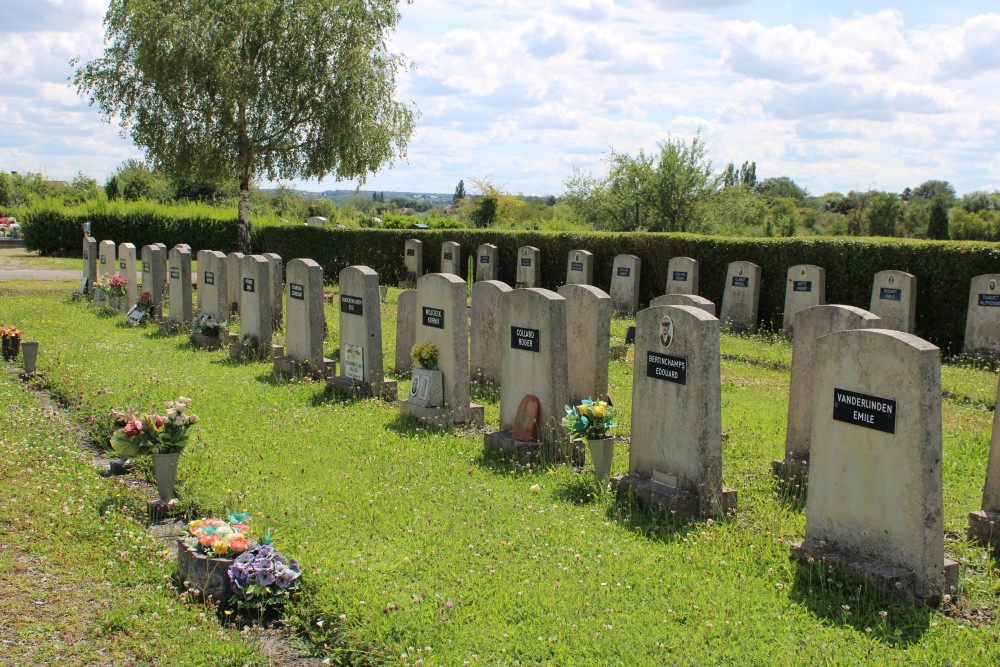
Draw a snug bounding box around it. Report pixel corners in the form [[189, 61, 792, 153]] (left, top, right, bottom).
[[1, 282, 998, 665], [0, 247, 81, 271]]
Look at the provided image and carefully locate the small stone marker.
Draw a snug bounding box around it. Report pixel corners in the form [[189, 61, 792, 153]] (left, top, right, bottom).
[[400, 273, 483, 426], [772, 305, 882, 487], [650, 294, 715, 317], [869, 270, 916, 333], [719, 260, 761, 332], [274, 258, 327, 378], [558, 284, 611, 403], [614, 305, 736, 518], [328, 265, 397, 399], [263, 253, 283, 328], [226, 252, 245, 314], [967, 374, 1000, 557], [232, 255, 273, 359], [485, 288, 574, 463], [516, 246, 540, 288], [782, 265, 826, 337], [82, 236, 97, 294], [791, 328, 956, 604], [476, 244, 498, 282], [666, 257, 698, 295], [95, 240, 116, 305], [141, 244, 166, 319], [167, 245, 193, 326], [394, 290, 417, 376], [565, 249, 593, 286], [198, 251, 229, 321], [470, 280, 513, 384], [118, 242, 139, 308], [440, 241, 462, 276], [512, 395, 541, 442], [403, 239, 423, 284], [609, 254, 641, 316], [963, 274, 1000, 357]]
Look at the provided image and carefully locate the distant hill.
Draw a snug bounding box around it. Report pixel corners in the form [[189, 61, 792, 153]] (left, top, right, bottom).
[[261, 188, 453, 206]]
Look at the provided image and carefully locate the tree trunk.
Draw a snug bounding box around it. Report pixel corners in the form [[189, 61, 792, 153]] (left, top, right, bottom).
[[237, 173, 252, 254]]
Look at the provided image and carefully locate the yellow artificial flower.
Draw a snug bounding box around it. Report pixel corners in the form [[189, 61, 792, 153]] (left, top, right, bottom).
[[577, 404, 589, 416], [592, 405, 606, 419], [212, 540, 230, 556]]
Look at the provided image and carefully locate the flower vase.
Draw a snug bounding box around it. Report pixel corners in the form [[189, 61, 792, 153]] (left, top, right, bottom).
[[152, 452, 180, 502], [2, 337, 19, 362], [409, 367, 444, 408], [109, 294, 123, 312], [20, 341, 38, 374], [587, 436, 615, 484]]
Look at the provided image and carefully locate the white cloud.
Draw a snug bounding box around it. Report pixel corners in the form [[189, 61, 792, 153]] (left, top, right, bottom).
[[934, 13, 1000, 79]]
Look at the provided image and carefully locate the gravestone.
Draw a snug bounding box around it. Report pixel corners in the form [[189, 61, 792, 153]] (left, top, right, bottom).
[[274, 259, 330, 378], [666, 257, 698, 295], [650, 293, 715, 317], [198, 251, 229, 321], [328, 265, 397, 399], [782, 265, 826, 337], [470, 280, 512, 384], [440, 241, 462, 276], [117, 242, 139, 308], [82, 237, 97, 294], [140, 244, 166, 319], [95, 240, 116, 306], [516, 246, 540, 288], [967, 375, 1000, 556], [394, 290, 417, 376], [263, 253, 283, 328], [565, 249, 593, 286], [231, 255, 273, 359], [614, 305, 736, 518], [226, 252, 245, 314], [610, 254, 641, 316], [167, 245, 193, 326], [558, 284, 611, 403], [484, 288, 575, 463], [791, 328, 956, 604], [869, 270, 916, 333], [772, 305, 882, 487], [719, 261, 761, 332], [399, 273, 483, 426], [963, 275, 1000, 357], [476, 244, 498, 282], [403, 239, 423, 284]]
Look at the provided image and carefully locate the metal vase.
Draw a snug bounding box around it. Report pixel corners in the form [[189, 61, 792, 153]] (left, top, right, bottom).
[[587, 437, 615, 484], [151, 452, 181, 502], [20, 341, 38, 374]]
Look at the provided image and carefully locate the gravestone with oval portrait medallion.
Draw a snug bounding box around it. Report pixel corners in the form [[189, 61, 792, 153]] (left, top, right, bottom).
[[118, 242, 139, 308], [516, 246, 540, 288], [565, 249, 593, 286], [82, 236, 97, 295], [141, 244, 166, 318], [167, 245, 192, 326], [226, 252, 245, 314], [967, 374, 1000, 557], [963, 274, 1000, 357], [476, 244, 499, 282], [666, 257, 699, 296], [719, 261, 761, 332], [274, 258, 328, 378], [440, 241, 462, 276], [782, 265, 826, 338], [791, 328, 956, 605], [403, 238, 423, 284], [650, 293, 715, 317], [557, 283, 611, 404], [869, 270, 916, 333], [614, 304, 736, 518], [610, 254, 641, 316], [231, 255, 272, 359], [470, 280, 513, 384], [394, 289, 417, 376], [94, 240, 116, 306]]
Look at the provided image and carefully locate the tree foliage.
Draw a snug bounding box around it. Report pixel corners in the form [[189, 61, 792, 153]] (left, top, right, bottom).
[[926, 197, 951, 240], [911, 180, 956, 206], [756, 176, 807, 202], [866, 192, 904, 237], [74, 0, 416, 252]]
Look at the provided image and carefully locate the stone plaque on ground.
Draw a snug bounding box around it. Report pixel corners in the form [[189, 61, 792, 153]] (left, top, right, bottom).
[[610, 254, 641, 316], [614, 305, 736, 518], [968, 374, 1000, 556], [484, 288, 573, 464], [403, 239, 423, 283], [782, 265, 826, 337], [141, 244, 166, 319], [791, 328, 955, 604], [167, 245, 192, 325], [394, 290, 417, 376], [95, 240, 116, 306], [558, 284, 611, 403], [476, 244, 498, 282], [118, 242, 139, 308], [565, 249, 593, 286], [328, 265, 397, 400], [470, 280, 512, 384], [963, 274, 1000, 357], [666, 257, 699, 295], [650, 294, 715, 317], [226, 252, 245, 314], [773, 305, 882, 487], [234, 255, 273, 358], [440, 241, 462, 276], [198, 251, 229, 321], [82, 237, 97, 294], [275, 258, 325, 377], [263, 253, 283, 328], [869, 270, 916, 333], [399, 273, 482, 426], [719, 261, 761, 332], [516, 246, 540, 288]]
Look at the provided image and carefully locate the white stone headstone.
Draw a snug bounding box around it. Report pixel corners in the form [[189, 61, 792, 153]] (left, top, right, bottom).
[[869, 270, 916, 334], [226, 252, 245, 314], [239, 255, 273, 355], [470, 280, 513, 384], [95, 240, 116, 306], [394, 290, 417, 376], [82, 237, 97, 292], [198, 251, 229, 321], [263, 253, 283, 328], [283, 258, 325, 371], [782, 264, 826, 337], [476, 244, 499, 282], [403, 239, 423, 282], [516, 246, 540, 288], [666, 257, 698, 295], [117, 242, 138, 308], [440, 241, 462, 276], [167, 246, 193, 325], [330, 265, 395, 399], [719, 260, 761, 332], [558, 284, 611, 403], [610, 254, 641, 316], [141, 244, 166, 318], [565, 249, 593, 286], [650, 293, 715, 317], [963, 274, 1000, 357]]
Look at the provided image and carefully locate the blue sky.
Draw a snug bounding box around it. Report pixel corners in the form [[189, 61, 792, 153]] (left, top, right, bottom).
[[1, 0, 999, 197]]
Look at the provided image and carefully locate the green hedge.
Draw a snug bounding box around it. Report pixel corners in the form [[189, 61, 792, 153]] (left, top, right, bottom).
[[262, 226, 1000, 355]]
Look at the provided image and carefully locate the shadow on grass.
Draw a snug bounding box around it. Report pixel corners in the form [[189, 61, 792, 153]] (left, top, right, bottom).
[[472, 446, 551, 479], [789, 559, 933, 646], [603, 487, 703, 545]]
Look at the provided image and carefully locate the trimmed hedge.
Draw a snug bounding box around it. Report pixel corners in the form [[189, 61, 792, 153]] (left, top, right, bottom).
[[262, 226, 1000, 355]]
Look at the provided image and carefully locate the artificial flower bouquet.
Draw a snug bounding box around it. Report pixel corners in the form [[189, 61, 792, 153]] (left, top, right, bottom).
[[182, 512, 254, 558], [103, 274, 128, 297], [191, 313, 223, 335], [563, 397, 617, 440], [229, 543, 302, 609], [1, 324, 21, 342], [410, 342, 439, 370], [110, 396, 199, 456]]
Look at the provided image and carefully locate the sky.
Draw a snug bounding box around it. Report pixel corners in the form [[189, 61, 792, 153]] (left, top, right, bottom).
[[1, 0, 999, 198]]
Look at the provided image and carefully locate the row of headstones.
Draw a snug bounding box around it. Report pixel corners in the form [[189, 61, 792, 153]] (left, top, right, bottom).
[[403, 239, 1000, 355]]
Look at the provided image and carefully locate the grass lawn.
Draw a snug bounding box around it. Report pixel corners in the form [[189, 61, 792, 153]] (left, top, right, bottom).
[[1, 279, 998, 665]]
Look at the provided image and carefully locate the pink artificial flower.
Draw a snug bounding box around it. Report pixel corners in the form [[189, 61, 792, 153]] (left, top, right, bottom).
[[154, 415, 164, 428]]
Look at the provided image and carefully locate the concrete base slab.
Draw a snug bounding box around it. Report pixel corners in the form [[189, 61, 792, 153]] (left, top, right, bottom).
[[399, 400, 484, 428], [612, 473, 737, 519], [190, 330, 225, 350], [273, 355, 335, 380], [791, 538, 959, 607], [328, 376, 399, 401], [483, 430, 585, 466], [771, 457, 809, 493], [967, 510, 1000, 557]]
